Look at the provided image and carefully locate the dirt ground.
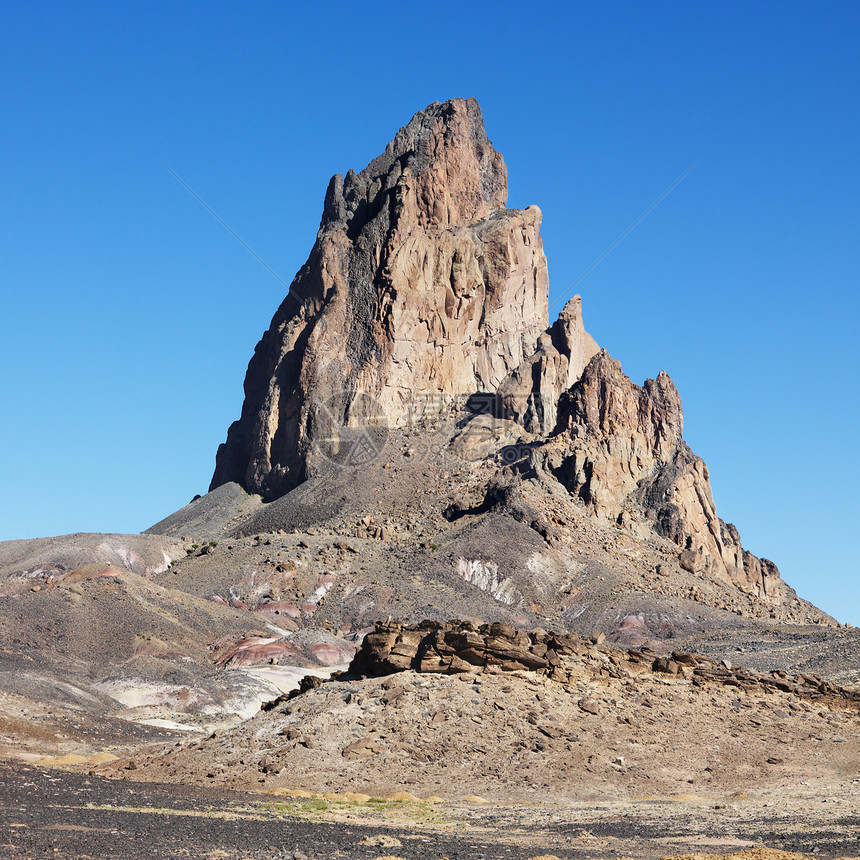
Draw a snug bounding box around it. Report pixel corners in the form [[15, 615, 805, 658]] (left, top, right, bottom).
[[2, 762, 858, 859]]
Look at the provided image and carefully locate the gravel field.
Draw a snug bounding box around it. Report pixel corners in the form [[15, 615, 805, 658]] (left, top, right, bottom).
[[3, 763, 858, 859]]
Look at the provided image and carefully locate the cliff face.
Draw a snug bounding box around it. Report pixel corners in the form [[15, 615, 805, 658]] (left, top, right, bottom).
[[498, 295, 600, 436], [211, 97, 797, 612], [212, 98, 550, 499]]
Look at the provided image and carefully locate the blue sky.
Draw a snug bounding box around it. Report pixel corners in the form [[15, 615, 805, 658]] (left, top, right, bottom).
[[2, 2, 858, 624]]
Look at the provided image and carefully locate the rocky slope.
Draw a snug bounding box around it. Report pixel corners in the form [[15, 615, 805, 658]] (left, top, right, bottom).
[[0, 535, 355, 760], [534, 351, 795, 606], [111, 621, 860, 804]]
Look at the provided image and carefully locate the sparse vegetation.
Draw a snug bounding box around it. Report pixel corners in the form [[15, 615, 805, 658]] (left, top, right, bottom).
[[186, 541, 218, 557], [261, 794, 448, 825]]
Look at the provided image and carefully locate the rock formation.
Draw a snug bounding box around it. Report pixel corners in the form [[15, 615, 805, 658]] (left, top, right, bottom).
[[498, 294, 599, 435], [209, 96, 811, 617], [4, 102, 856, 837], [212, 97, 554, 499], [119, 618, 860, 808], [537, 351, 788, 604], [348, 620, 860, 707]]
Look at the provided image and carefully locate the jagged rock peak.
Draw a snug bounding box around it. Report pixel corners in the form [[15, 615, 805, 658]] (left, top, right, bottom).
[[211, 98, 557, 499], [322, 97, 508, 232], [541, 350, 795, 607], [565, 350, 684, 463], [499, 295, 600, 435]]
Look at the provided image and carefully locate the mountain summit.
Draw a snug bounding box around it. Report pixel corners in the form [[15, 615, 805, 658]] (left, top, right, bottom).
[[208, 97, 815, 621], [211, 97, 595, 499]]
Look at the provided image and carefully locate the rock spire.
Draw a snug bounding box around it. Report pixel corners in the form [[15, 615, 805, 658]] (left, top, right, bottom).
[[212, 97, 555, 499], [210, 96, 794, 612], [541, 352, 787, 603]]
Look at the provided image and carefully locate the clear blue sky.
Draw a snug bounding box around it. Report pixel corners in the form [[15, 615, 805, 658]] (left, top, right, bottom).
[[2, 2, 858, 625]]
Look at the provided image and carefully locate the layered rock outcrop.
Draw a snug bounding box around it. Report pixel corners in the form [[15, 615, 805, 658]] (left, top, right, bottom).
[[212, 98, 552, 499], [348, 620, 860, 709], [349, 619, 583, 677]]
